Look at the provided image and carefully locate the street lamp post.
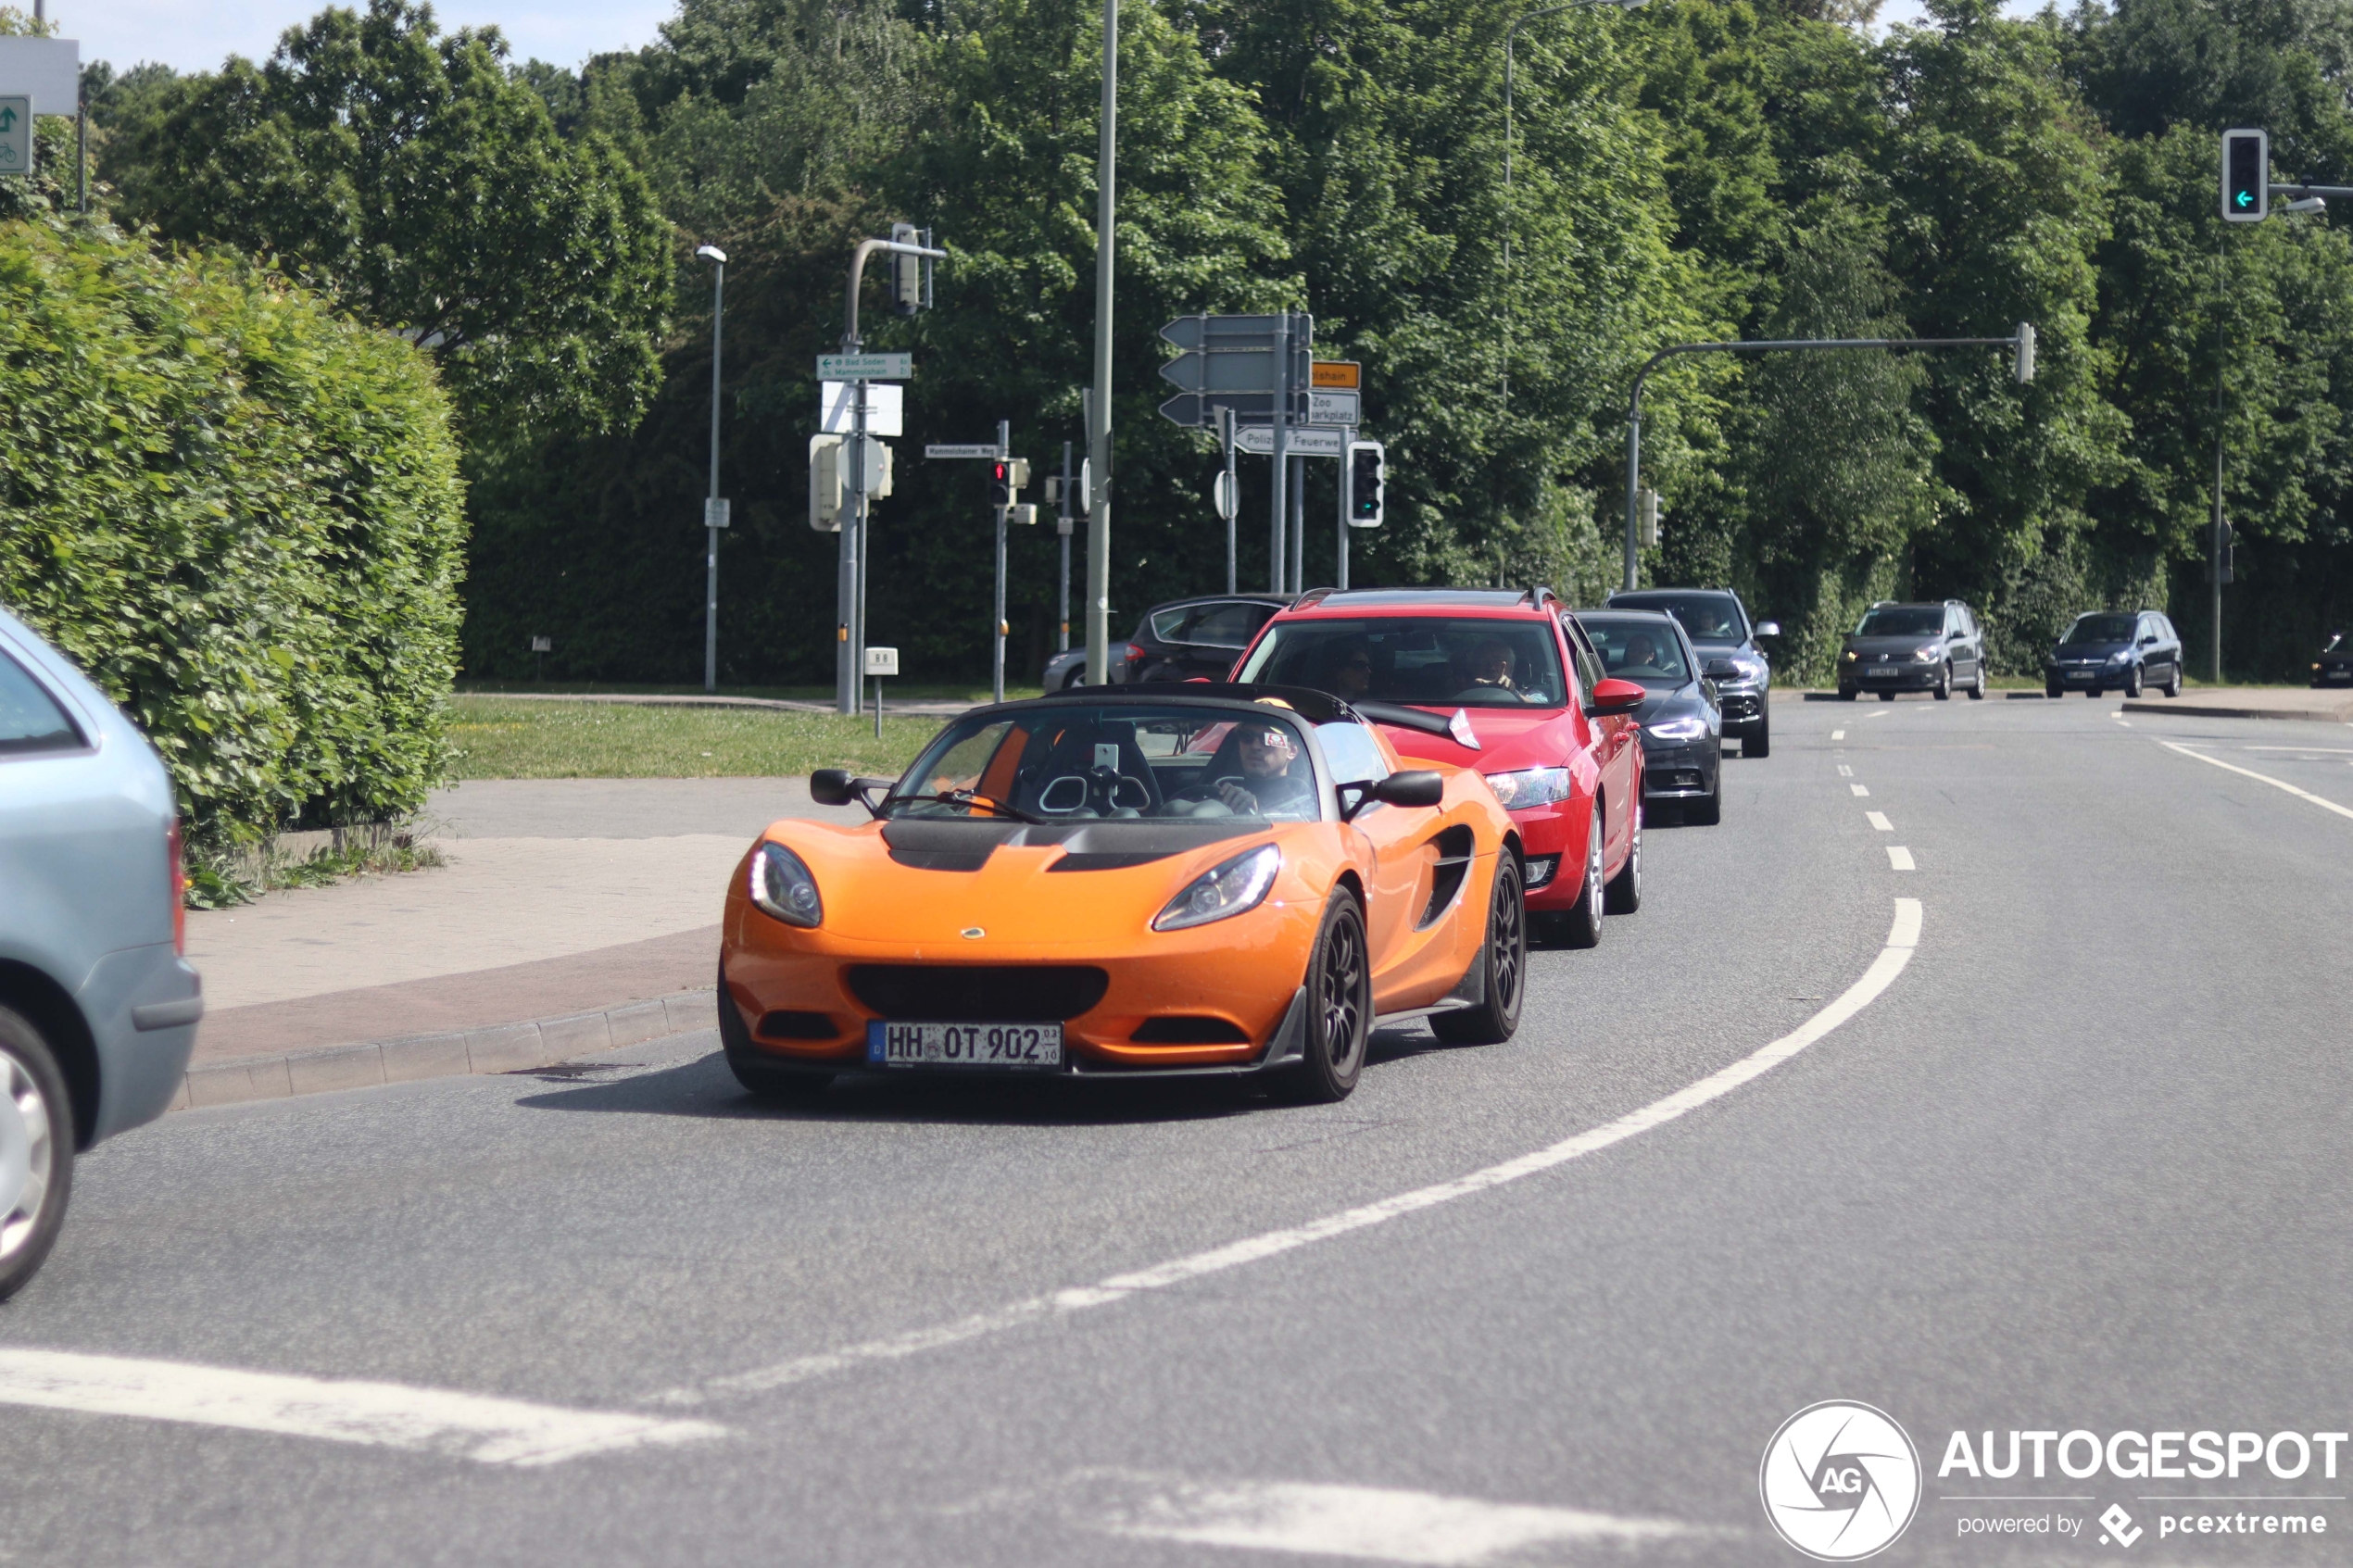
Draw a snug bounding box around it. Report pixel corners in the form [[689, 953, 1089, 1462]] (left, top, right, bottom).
[[1086, 0, 1118, 685], [696, 245, 727, 694]]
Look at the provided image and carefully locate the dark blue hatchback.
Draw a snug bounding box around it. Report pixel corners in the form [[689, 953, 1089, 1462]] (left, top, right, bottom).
[[2045, 610, 2183, 698]]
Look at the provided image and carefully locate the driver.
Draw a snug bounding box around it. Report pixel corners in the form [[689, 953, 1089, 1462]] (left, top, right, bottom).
[[1328, 639, 1375, 703], [1205, 721, 1316, 817], [1464, 639, 1517, 692], [1622, 632, 1664, 672]]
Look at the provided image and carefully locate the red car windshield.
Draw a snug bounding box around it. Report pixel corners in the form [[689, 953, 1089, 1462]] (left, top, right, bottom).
[[1237, 617, 1567, 709]]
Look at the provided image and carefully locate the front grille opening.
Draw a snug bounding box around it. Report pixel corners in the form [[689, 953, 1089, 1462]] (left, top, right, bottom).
[[1131, 1016, 1251, 1045], [847, 965, 1110, 1022], [758, 1010, 839, 1040]]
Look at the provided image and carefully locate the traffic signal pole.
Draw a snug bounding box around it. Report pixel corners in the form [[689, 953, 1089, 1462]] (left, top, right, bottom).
[[1058, 439, 1074, 655], [1619, 329, 2035, 591], [994, 417, 1011, 704]]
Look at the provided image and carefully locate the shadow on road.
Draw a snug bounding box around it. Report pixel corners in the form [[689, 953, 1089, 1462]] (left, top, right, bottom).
[[512, 1021, 1445, 1128]]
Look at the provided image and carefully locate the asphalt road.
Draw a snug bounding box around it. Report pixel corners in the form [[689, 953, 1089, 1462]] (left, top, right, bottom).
[[5, 693, 2351, 1566]]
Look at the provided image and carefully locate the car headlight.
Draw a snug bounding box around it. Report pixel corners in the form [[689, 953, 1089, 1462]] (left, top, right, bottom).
[[2107, 649, 2132, 664], [1483, 766, 1575, 809], [1913, 645, 1942, 662], [748, 841, 824, 927], [1841, 649, 1860, 663], [1154, 843, 1281, 931], [1648, 716, 1708, 740]]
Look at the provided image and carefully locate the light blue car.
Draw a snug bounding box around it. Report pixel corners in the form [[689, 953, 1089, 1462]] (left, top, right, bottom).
[[0, 606, 202, 1299]]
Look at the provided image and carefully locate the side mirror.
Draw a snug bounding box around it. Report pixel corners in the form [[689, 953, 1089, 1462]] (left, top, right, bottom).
[[2138, 633, 2158, 646], [1947, 629, 1966, 641], [1584, 677, 1645, 718], [1340, 770, 1444, 820], [812, 769, 895, 810], [1755, 621, 1780, 637]]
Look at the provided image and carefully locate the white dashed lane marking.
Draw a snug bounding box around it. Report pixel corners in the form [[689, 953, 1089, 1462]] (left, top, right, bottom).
[[1831, 729, 1845, 740], [1851, 783, 1870, 797], [1866, 811, 1892, 831], [1887, 846, 1916, 872], [1838, 765, 1853, 777]]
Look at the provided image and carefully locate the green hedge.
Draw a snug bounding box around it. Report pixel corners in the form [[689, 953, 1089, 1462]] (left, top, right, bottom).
[[0, 217, 466, 847]]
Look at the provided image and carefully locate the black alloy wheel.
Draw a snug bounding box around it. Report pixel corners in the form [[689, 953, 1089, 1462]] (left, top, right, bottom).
[[1284, 889, 1372, 1101], [1432, 856, 1527, 1046], [1933, 663, 1953, 700], [2123, 664, 2144, 698], [1745, 710, 1770, 758], [0, 1004, 73, 1302], [717, 962, 836, 1101]]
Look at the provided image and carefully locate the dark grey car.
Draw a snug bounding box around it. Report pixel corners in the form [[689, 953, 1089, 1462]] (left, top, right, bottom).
[[1576, 608, 1724, 825], [1605, 587, 1777, 757], [1041, 595, 1289, 690], [1837, 599, 1987, 701], [0, 606, 202, 1299]]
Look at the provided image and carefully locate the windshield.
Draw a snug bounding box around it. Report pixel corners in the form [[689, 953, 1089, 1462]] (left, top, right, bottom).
[[1236, 617, 1568, 708], [1579, 614, 1691, 686], [1856, 607, 1945, 638], [1613, 593, 1745, 643], [891, 704, 1324, 822], [2065, 614, 2139, 644]]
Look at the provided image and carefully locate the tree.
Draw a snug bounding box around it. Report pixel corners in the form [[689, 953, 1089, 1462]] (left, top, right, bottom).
[[117, 0, 672, 436]]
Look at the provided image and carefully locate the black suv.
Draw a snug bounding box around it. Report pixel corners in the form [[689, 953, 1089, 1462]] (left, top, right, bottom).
[[2045, 609, 2183, 698], [1041, 594, 1289, 689], [1606, 587, 1778, 757], [1838, 600, 1986, 700]]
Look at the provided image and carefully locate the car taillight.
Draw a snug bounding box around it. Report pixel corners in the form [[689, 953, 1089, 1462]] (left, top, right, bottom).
[[1124, 643, 1145, 661], [168, 816, 186, 955]]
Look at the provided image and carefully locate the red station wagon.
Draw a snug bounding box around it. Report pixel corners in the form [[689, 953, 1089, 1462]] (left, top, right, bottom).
[[1231, 588, 1645, 944]]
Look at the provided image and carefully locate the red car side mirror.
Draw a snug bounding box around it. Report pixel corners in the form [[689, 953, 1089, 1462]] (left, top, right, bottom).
[[1584, 677, 1644, 717]]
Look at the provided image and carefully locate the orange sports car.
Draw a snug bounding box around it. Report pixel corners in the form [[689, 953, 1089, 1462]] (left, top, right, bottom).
[[716, 684, 1526, 1103]]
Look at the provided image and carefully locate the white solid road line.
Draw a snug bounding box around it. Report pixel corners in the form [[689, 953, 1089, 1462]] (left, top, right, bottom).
[[654, 900, 1927, 1408], [1851, 783, 1871, 797], [0, 1348, 725, 1466], [1093, 1475, 1708, 1565], [1887, 846, 1916, 871], [2246, 745, 2353, 753], [1866, 811, 1893, 831], [2158, 741, 2353, 823], [1867, 709, 1890, 719]]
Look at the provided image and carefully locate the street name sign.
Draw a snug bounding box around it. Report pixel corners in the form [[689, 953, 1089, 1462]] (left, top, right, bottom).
[[1235, 425, 1348, 458], [704, 497, 732, 530], [925, 444, 1002, 459], [1308, 391, 1360, 426], [817, 352, 912, 380], [1311, 360, 1361, 389], [821, 381, 903, 436], [0, 98, 29, 176]]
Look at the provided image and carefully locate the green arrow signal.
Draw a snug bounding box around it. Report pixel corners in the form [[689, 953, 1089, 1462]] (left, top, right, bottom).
[[2236, 188, 2254, 207]]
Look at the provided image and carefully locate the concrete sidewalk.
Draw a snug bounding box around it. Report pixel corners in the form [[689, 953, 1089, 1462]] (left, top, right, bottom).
[[179, 778, 862, 1109], [2120, 685, 2353, 722]]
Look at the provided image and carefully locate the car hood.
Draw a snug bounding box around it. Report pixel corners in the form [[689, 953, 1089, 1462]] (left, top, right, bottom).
[[1633, 685, 1705, 725], [2050, 641, 2133, 659], [1846, 635, 1943, 658], [1374, 705, 1585, 776]]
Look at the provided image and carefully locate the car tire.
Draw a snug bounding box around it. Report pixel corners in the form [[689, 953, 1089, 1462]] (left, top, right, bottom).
[[2045, 681, 2062, 699], [715, 964, 836, 1102], [2085, 687, 2103, 698], [1745, 712, 1770, 757], [2123, 665, 2144, 698], [1969, 664, 1987, 699], [1431, 857, 1527, 1046], [2165, 664, 2183, 697], [1062, 669, 1087, 690], [1933, 663, 1952, 700], [1282, 889, 1372, 1100], [1604, 807, 1642, 913], [1557, 798, 1605, 949], [1688, 774, 1722, 826], [1838, 686, 1858, 701], [0, 1004, 74, 1302]]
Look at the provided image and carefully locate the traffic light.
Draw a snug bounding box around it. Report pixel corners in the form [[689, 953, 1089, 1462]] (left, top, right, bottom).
[[890, 222, 933, 314], [2223, 129, 2268, 222], [2215, 519, 2236, 583], [1348, 440, 1385, 527], [810, 435, 843, 532], [2015, 321, 2036, 384], [989, 457, 1029, 510]]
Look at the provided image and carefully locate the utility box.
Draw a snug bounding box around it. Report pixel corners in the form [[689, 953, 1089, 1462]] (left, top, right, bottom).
[[1638, 488, 1661, 548], [864, 646, 900, 677], [810, 435, 843, 531]]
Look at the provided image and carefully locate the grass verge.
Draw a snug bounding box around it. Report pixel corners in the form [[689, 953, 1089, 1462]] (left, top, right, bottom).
[[447, 695, 951, 779]]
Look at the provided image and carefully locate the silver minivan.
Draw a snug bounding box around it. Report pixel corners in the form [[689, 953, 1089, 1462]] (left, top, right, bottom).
[[0, 606, 202, 1298]]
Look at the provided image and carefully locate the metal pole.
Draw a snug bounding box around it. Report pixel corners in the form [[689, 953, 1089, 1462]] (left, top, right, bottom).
[[1270, 315, 1290, 594], [1338, 424, 1353, 592], [1221, 408, 1239, 595], [705, 258, 724, 693], [1623, 406, 1642, 593], [75, 92, 85, 214], [1058, 438, 1073, 654], [995, 417, 1010, 704], [1289, 453, 1305, 592], [2213, 260, 2225, 685], [1085, 0, 1118, 686]]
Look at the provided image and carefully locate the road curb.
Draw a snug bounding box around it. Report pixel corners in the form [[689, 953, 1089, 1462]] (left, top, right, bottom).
[[2121, 694, 2353, 722], [169, 988, 716, 1112]]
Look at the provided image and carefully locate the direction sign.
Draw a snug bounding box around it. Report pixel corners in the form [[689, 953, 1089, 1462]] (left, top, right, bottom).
[[0, 97, 29, 176], [925, 444, 1002, 459], [1156, 312, 1312, 428], [1235, 425, 1348, 458], [0, 37, 81, 118], [1312, 360, 1361, 389], [821, 381, 902, 435], [817, 352, 912, 380], [1308, 391, 1360, 426]]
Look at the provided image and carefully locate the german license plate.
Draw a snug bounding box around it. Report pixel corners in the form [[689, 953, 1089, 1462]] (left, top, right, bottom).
[[866, 1021, 1063, 1069], [1864, 667, 1899, 679]]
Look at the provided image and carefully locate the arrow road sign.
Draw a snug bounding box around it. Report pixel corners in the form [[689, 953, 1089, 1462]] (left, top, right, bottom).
[[925, 444, 1002, 459], [817, 352, 912, 380], [1156, 312, 1312, 428], [0, 97, 29, 176], [1235, 425, 1349, 458]]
